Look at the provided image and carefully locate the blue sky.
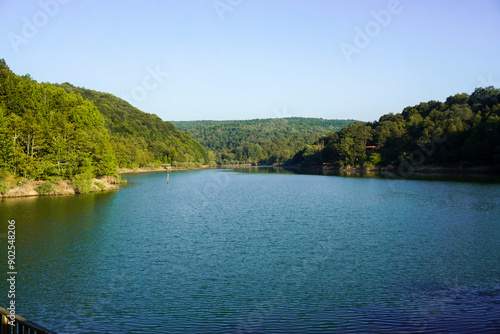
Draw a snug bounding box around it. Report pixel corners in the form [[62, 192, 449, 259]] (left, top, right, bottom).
[[1, 0, 499, 122]]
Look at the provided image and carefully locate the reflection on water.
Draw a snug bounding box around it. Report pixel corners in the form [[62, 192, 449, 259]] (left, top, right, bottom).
[[230, 166, 500, 183]]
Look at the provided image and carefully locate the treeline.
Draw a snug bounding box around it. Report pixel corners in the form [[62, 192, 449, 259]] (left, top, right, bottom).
[[0, 60, 116, 179], [57, 83, 209, 168], [0, 59, 209, 182], [173, 118, 356, 164], [292, 87, 500, 169]]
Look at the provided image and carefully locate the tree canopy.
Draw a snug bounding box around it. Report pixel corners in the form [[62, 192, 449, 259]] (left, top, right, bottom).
[[292, 87, 500, 170], [57, 83, 209, 168], [173, 118, 356, 165], [0, 60, 116, 179]]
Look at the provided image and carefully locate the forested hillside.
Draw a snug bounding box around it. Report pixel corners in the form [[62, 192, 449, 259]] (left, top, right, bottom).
[[173, 118, 356, 164], [0, 59, 209, 184], [292, 87, 500, 170], [57, 84, 209, 168], [0, 60, 116, 179]]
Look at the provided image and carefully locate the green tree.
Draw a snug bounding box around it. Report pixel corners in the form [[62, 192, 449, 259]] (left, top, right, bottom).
[[248, 143, 263, 163]]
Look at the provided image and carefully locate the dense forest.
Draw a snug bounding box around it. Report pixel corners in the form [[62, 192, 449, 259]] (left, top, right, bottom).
[[292, 87, 500, 170], [0, 60, 117, 180], [173, 118, 356, 164], [0, 59, 209, 184], [57, 83, 209, 168]]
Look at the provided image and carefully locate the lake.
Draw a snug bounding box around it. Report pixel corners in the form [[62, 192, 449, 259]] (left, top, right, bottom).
[[1, 168, 499, 333]]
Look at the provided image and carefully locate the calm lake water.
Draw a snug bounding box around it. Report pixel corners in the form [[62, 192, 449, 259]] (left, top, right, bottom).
[[1, 168, 500, 333]]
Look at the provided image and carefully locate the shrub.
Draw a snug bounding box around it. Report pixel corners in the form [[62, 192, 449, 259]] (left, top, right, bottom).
[[47, 176, 63, 183], [0, 168, 10, 181], [95, 181, 106, 190], [36, 181, 55, 195], [17, 178, 29, 186], [147, 162, 161, 169], [0, 181, 9, 194], [116, 175, 126, 184], [106, 175, 126, 184], [367, 153, 382, 166], [72, 172, 94, 194]]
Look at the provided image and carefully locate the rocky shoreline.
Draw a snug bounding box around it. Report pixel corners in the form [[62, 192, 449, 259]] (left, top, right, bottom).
[[0, 165, 213, 199], [0, 176, 122, 199]]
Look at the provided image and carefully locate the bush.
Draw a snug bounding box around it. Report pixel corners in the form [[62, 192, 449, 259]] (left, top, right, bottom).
[[0, 181, 9, 194], [47, 176, 63, 183], [105, 175, 126, 184], [115, 175, 126, 184], [95, 181, 106, 190], [17, 178, 29, 186], [72, 172, 94, 194], [147, 162, 161, 169], [367, 153, 382, 166], [0, 168, 10, 181], [36, 181, 55, 195]]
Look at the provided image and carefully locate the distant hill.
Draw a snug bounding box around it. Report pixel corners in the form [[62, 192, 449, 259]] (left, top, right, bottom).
[[172, 118, 356, 164]]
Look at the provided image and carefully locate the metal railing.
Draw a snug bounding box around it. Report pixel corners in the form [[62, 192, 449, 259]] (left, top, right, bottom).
[[0, 307, 57, 334]]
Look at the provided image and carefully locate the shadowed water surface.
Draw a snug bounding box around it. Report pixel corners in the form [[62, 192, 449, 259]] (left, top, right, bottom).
[[1, 169, 499, 333]]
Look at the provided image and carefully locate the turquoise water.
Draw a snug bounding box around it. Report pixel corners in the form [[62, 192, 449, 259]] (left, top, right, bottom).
[[1, 168, 499, 333]]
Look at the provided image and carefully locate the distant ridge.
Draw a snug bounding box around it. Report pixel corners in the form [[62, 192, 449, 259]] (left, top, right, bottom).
[[172, 117, 357, 164]]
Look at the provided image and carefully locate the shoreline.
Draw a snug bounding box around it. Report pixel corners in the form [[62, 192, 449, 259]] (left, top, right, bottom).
[[0, 166, 213, 199], [2, 163, 498, 199], [0, 176, 122, 199], [117, 165, 212, 174], [281, 164, 500, 176]]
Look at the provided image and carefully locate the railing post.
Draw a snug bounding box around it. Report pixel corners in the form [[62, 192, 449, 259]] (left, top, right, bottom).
[[0, 307, 57, 334], [1, 313, 10, 334]]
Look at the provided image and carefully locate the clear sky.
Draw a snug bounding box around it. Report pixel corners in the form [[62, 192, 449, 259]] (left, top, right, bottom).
[[1, 0, 499, 122]]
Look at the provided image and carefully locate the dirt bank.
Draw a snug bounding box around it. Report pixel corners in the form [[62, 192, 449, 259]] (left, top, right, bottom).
[[0, 176, 121, 198]]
